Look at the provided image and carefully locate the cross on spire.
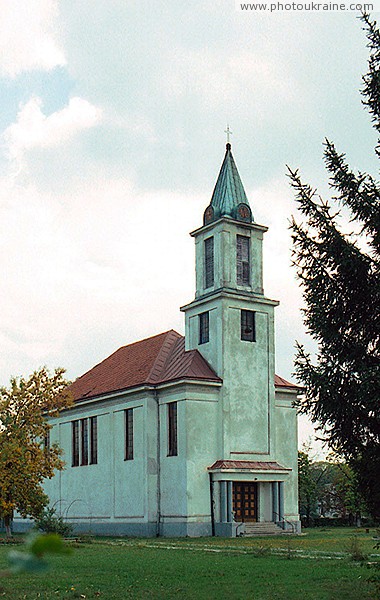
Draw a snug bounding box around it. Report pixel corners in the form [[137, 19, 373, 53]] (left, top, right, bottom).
[[225, 125, 232, 145]]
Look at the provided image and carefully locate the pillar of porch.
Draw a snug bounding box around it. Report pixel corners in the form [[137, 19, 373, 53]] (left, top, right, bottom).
[[272, 481, 279, 523], [220, 481, 227, 522], [219, 481, 233, 523], [279, 481, 284, 521], [227, 481, 233, 522]]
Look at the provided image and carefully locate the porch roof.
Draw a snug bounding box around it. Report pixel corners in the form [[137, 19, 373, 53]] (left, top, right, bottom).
[[208, 460, 291, 472]]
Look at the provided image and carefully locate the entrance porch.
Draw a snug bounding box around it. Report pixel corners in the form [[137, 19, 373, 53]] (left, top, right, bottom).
[[208, 459, 299, 536]]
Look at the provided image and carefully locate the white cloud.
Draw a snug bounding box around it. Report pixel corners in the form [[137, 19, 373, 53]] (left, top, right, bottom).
[[0, 173, 200, 383], [162, 46, 301, 118], [0, 0, 66, 77], [3, 96, 102, 162]]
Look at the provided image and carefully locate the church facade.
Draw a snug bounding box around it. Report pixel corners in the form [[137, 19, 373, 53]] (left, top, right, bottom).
[[16, 142, 301, 536]]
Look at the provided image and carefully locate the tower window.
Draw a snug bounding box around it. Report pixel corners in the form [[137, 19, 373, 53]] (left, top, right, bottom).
[[237, 235, 250, 286], [204, 237, 214, 289], [168, 402, 178, 456], [241, 310, 255, 342], [199, 311, 209, 344], [125, 408, 134, 461]]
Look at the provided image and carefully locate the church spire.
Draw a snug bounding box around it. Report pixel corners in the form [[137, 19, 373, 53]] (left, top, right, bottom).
[[203, 140, 253, 226]]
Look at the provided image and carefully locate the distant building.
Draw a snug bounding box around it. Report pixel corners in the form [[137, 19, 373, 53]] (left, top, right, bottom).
[[16, 142, 301, 536]]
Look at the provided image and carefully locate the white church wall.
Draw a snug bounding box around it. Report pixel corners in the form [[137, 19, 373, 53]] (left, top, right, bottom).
[[223, 299, 272, 456], [145, 396, 159, 525], [41, 392, 157, 533], [159, 398, 188, 522], [258, 483, 272, 522], [113, 405, 145, 519], [184, 294, 277, 460], [274, 390, 300, 526], [46, 411, 114, 522], [186, 300, 221, 375], [185, 397, 218, 522]]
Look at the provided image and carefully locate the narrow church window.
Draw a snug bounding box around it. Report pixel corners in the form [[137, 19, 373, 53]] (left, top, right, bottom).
[[43, 428, 50, 451], [199, 311, 209, 344], [72, 420, 79, 467], [241, 309, 256, 342], [124, 409, 134, 461], [204, 237, 214, 288], [90, 416, 98, 465], [168, 402, 178, 456], [81, 418, 89, 466], [237, 235, 250, 286], [72, 417, 98, 467]]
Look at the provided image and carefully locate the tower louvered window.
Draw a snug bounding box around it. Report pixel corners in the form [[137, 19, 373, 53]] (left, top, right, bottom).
[[241, 309, 256, 342], [199, 311, 209, 344], [204, 237, 214, 289], [237, 235, 250, 286]]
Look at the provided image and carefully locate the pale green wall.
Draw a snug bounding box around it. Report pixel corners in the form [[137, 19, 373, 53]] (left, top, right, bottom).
[[274, 390, 300, 521], [41, 382, 221, 535]]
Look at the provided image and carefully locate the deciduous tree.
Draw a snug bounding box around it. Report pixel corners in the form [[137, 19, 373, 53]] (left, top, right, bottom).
[[298, 450, 317, 525], [0, 368, 72, 537]]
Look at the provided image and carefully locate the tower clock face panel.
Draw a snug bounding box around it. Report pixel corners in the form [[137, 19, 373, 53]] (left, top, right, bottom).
[[237, 204, 251, 221], [204, 205, 214, 224]]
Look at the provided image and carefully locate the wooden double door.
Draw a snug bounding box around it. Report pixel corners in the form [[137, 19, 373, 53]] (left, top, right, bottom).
[[233, 482, 258, 522]]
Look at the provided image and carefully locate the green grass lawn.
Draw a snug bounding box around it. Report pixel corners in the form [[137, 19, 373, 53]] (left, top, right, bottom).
[[0, 528, 379, 599]]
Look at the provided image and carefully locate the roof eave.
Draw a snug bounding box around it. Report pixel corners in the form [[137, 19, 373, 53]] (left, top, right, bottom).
[[275, 385, 304, 394], [207, 467, 292, 474], [67, 376, 223, 407], [155, 377, 222, 390], [190, 217, 268, 238]]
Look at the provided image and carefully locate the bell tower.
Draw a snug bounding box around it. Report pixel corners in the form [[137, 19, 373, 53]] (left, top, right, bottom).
[[194, 141, 266, 300], [181, 141, 279, 459]]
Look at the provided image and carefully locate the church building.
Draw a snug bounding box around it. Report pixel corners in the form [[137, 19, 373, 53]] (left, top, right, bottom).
[[19, 142, 301, 537]]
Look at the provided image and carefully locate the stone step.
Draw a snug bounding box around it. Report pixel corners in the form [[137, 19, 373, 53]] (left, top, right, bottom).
[[243, 522, 284, 536], [245, 523, 280, 528]]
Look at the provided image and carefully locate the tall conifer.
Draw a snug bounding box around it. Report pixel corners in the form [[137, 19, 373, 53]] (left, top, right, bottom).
[[289, 14, 380, 519]]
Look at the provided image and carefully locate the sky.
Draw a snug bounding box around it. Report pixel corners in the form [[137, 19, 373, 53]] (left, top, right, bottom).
[[0, 0, 378, 457]]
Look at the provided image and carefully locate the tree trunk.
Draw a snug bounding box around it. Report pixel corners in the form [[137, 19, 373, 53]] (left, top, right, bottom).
[[4, 514, 12, 539]]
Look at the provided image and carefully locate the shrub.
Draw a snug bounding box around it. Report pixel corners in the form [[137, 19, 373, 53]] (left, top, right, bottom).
[[348, 536, 368, 562], [34, 508, 73, 537], [302, 516, 378, 528]]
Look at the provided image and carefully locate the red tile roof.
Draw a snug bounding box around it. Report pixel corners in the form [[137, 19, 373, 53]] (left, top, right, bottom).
[[69, 330, 221, 402], [69, 330, 299, 402], [274, 374, 299, 389], [208, 460, 291, 471]]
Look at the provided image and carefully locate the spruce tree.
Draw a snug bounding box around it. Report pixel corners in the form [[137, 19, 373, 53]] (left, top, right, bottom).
[[289, 14, 380, 520]]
